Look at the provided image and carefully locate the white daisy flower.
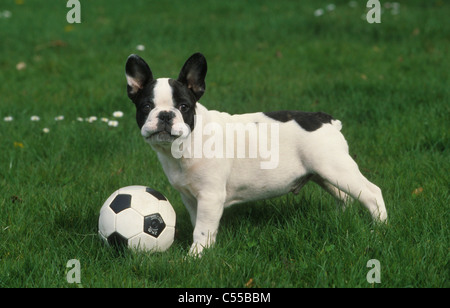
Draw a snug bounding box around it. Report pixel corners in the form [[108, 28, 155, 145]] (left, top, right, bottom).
[[326, 4, 336, 11], [16, 62, 26, 70], [108, 120, 119, 127], [314, 8, 324, 17], [30, 115, 40, 121], [76, 117, 84, 122], [113, 111, 124, 118], [2, 10, 12, 18], [101, 117, 109, 123], [87, 116, 97, 123], [42, 128, 50, 133], [55, 115, 64, 121], [136, 45, 145, 51], [4, 116, 13, 122]]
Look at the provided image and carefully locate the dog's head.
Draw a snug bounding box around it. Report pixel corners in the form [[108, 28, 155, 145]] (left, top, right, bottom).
[[125, 53, 207, 145]]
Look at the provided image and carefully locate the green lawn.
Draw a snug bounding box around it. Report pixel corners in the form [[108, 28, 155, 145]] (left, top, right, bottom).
[[0, 0, 448, 288]]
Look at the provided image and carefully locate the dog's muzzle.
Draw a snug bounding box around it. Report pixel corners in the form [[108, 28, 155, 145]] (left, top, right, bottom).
[[143, 111, 182, 143]]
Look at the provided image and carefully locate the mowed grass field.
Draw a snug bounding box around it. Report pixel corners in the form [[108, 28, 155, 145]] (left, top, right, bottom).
[[0, 0, 448, 288]]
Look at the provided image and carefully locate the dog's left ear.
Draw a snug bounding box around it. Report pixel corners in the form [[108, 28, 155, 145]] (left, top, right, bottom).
[[178, 53, 207, 101]]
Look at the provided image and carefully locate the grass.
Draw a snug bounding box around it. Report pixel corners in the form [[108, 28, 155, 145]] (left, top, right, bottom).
[[0, 0, 448, 288]]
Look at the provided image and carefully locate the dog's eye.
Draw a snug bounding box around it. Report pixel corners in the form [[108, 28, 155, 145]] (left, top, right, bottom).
[[178, 104, 189, 113], [142, 103, 152, 113]]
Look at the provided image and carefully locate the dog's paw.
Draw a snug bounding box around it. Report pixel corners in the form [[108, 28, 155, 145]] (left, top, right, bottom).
[[188, 242, 205, 258], [377, 211, 388, 224]]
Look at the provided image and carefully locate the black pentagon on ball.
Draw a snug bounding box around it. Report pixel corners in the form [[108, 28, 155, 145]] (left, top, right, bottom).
[[109, 194, 132, 214], [107, 232, 128, 247], [143, 213, 166, 238], [145, 187, 167, 201]]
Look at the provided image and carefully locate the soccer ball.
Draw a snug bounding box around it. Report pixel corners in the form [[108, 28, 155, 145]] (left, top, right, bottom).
[[98, 185, 176, 252]]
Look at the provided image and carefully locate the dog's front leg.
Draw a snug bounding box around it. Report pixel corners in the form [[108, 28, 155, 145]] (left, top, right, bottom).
[[188, 193, 225, 257]]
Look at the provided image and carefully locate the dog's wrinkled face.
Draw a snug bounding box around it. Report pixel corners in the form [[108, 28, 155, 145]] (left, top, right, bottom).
[[125, 53, 207, 145]]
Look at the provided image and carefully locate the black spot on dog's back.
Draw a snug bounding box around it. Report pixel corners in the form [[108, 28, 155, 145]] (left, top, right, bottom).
[[264, 110, 334, 132]]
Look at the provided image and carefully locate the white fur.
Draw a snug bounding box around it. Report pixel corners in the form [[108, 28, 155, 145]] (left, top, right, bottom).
[[141, 79, 186, 141], [144, 94, 387, 256], [153, 78, 174, 108]]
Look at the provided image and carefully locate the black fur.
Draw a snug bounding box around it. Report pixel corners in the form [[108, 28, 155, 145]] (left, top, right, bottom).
[[264, 110, 334, 132], [177, 53, 207, 101], [169, 79, 197, 132], [125, 54, 153, 99]]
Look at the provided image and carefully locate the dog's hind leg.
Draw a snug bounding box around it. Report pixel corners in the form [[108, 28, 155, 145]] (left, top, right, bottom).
[[314, 154, 387, 223], [312, 175, 353, 206]]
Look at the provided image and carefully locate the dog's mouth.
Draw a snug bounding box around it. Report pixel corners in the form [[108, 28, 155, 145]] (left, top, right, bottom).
[[144, 122, 189, 144], [146, 130, 177, 143]]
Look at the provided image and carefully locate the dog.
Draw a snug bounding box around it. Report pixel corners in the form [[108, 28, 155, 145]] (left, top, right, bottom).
[[125, 52, 387, 256]]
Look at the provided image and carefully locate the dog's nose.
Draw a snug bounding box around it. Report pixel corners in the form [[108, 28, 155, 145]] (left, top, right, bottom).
[[158, 111, 175, 123]]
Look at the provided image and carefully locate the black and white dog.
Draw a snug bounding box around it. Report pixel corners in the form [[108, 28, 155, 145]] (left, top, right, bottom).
[[125, 53, 387, 256]]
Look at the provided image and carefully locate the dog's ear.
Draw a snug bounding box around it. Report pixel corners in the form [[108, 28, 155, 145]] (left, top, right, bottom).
[[125, 54, 153, 99], [178, 53, 207, 101]]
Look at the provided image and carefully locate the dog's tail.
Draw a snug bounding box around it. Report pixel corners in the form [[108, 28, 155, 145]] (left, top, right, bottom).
[[331, 119, 342, 131]]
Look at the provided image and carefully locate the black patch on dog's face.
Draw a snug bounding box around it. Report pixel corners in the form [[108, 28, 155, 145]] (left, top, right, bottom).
[[132, 80, 157, 129], [169, 79, 196, 131], [125, 54, 157, 130], [264, 111, 334, 131]]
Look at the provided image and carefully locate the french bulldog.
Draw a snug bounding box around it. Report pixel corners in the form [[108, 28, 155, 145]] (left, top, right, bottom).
[[125, 52, 387, 256]]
